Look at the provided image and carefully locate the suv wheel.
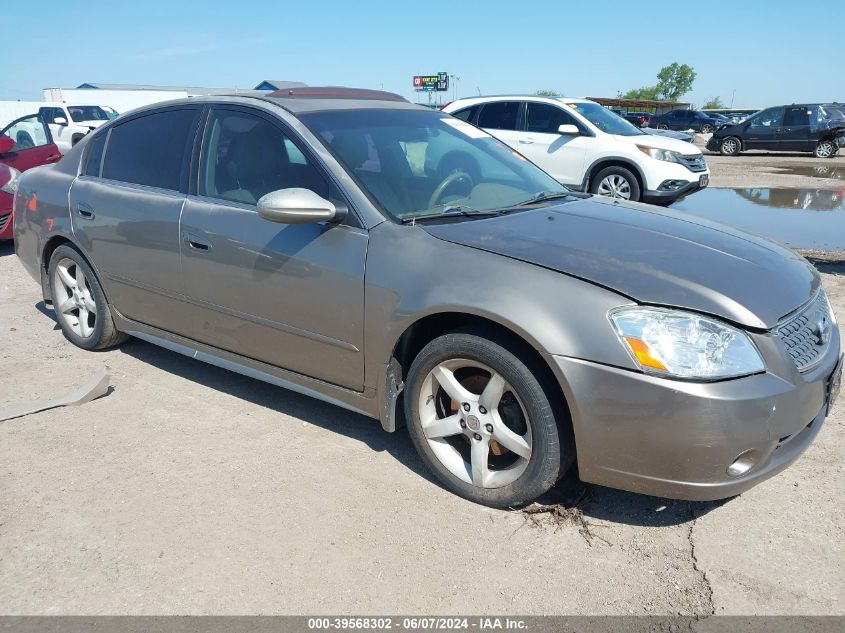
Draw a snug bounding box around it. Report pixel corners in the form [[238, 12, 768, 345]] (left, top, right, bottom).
[[814, 140, 838, 159], [48, 244, 128, 350], [657, 123, 669, 130], [700, 124, 713, 134], [404, 332, 564, 508], [591, 166, 641, 201], [720, 137, 741, 156]]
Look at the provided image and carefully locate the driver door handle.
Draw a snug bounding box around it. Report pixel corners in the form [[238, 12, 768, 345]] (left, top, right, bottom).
[[76, 202, 95, 219], [184, 232, 211, 252]]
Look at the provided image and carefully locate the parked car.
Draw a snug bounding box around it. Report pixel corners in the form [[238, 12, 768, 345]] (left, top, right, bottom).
[[706, 104, 845, 158], [0, 114, 62, 240], [622, 111, 654, 127], [443, 96, 709, 204], [14, 88, 841, 508], [652, 109, 722, 133], [38, 104, 118, 153], [0, 163, 18, 240]]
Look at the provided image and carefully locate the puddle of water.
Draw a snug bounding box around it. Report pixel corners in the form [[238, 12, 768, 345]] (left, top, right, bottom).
[[775, 165, 845, 180], [672, 187, 845, 252]]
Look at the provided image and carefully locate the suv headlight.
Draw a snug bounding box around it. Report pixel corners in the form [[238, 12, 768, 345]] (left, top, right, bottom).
[[609, 307, 765, 380], [0, 166, 20, 195], [636, 145, 683, 164]]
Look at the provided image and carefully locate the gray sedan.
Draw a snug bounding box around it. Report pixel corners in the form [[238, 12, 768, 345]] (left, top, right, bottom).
[[12, 88, 842, 507]]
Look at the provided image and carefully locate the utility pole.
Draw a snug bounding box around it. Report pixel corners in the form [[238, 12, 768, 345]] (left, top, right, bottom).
[[450, 75, 460, 102], [730, 89, 736, 108]]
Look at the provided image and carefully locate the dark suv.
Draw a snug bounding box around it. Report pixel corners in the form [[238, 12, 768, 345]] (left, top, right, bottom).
[[652, 109, 722, 134], [707, 104, 845, 158]]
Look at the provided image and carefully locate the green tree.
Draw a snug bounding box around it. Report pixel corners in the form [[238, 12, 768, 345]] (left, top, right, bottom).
[[620, 63, 697, 102], [701, 96, 725, 110], [535, 89, 562, 97], [654, 63, 697, 101]]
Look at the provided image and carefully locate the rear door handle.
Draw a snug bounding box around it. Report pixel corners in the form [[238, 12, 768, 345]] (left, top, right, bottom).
[[519, 137, 535, 144], [76, 202, 95, 219], [184, 232, 211, 251]]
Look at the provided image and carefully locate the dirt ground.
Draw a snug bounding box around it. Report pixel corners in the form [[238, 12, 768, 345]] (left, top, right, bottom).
[[1, 237, 843, 616]]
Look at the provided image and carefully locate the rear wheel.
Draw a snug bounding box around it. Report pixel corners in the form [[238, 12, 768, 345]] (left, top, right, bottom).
[[720, 137, 741, 156], [590, 166, 641, 202], [814, 140, 837, 158], [700, 124, 713, 134], [657, 123, 669, 130], [48, 244, 127, 350], [404, 332, 564, 508]]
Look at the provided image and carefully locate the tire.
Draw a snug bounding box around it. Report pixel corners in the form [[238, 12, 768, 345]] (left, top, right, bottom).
[[814, 140, 837, 159], [404, 332, 564, 508], [71, 133, 85, 146], [700, 124, 713, 134], [719, 137, 741, 156], [589, 166, 641, 201], [48, 244, 127, 350], [657, 123, 668, 130]]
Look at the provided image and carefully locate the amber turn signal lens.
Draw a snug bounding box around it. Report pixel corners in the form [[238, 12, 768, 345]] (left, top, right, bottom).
[[624, 337, 667, 372]]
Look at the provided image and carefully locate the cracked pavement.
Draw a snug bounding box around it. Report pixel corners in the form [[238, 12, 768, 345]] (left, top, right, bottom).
[[0, 243, 843, 615]]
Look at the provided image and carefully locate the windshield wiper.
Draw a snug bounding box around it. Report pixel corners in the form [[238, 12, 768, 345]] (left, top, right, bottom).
[[400, 205, 504, 224], [513, 190, 575, 206]]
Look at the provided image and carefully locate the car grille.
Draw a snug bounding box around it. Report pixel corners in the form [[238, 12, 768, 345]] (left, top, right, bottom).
[[0, 213, 10, 232], [679, 154, 708, 172], [777, 292, 834, 372]]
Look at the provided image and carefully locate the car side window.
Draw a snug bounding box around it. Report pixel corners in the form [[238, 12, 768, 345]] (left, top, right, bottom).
[[451, 106, 478, 123], [101, 108, 198, 191], [525, 103, 579, 134], [477, 102, 520, 131], [199, 109, 330, 206], [2, 115, 51, 150], [750, 107, 784, 128], [783, 106, 811, 127], [83, 132, 108, 177]]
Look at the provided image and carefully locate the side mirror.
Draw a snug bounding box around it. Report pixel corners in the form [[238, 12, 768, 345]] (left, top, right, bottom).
[[557, 124, 580, 136], [54, 117, 68, 125], [257, 188, 343, 224], [0, 134, 13, 154]]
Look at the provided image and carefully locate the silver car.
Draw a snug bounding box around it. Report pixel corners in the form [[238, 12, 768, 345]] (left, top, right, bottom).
[[12, 88, 842, 507]]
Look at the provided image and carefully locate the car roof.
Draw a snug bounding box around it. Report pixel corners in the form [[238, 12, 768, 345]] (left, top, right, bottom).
[[447, 95, 594, 106]]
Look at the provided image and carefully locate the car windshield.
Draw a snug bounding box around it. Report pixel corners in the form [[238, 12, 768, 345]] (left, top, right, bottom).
[[67, 106, 113, 122], [563, 101, 645, 136], [299, 109, 570, 222]]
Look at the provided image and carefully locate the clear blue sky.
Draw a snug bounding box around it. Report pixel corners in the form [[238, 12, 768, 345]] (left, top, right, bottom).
[[2, 0, 838, 108]]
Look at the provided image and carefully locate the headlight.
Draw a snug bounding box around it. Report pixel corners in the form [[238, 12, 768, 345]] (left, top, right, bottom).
[[636, 145, 683, 164], [0, 166, 20, 195], [609, 307, 765, 380]]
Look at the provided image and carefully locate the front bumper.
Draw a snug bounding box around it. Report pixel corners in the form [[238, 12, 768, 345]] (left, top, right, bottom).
[[642, 174, 708, 204], [550, 336, 841, 501], [0, 192, 13, 240]]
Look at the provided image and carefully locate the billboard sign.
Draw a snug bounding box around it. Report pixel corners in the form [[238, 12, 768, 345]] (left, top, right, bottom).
[[413, 72, 448, 92]]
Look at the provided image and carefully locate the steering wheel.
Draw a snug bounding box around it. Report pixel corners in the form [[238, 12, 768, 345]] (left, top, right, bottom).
[[427, 170, 473, 209]]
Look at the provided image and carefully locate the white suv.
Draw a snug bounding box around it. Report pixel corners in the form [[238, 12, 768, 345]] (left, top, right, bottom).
[[442, 96, 709, 204], [37, 105, 118, 154]]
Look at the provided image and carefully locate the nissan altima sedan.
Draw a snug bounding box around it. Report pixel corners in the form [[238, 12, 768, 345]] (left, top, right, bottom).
[[12, 87, 842, 507]]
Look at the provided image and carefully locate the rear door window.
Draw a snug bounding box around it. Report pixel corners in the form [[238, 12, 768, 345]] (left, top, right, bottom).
[[477, 102, 520, 130], [451, 106, 478, 123], [101, 108, 199, 190], [783, 106, 811, 127]]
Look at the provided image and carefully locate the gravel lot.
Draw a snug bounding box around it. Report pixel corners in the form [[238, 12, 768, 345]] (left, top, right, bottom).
[[1, 233, 843, 615]]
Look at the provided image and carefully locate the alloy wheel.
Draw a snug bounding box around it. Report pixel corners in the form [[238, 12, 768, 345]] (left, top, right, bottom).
[[52, 257, 97, 338], [722, 138, 738, 154], [597, 174, 632, 199], [816, 141, 836, 158], [418, 359, 532, 489]]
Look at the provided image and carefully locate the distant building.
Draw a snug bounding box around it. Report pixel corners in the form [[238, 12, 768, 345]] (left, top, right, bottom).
[[41, 80, 306, 114]]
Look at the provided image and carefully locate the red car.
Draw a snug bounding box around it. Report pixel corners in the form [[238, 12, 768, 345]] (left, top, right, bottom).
[[0, 114, 62, 240]]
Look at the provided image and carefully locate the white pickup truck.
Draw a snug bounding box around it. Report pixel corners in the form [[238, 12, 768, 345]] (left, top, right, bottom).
[[37, 104, 118, 153]]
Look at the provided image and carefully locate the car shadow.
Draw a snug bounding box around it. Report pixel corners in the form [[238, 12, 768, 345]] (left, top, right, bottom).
[[115, 336, 724, 527], [0, 241, 13, 257]]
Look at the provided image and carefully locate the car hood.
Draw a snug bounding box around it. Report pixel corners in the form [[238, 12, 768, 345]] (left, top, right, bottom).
[[612, 133, 701, 155], [422, 198, 819, 330]]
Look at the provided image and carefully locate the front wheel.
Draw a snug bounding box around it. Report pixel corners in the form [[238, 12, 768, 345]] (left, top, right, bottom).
[[700, 124, 713, 134], [720, 137, 741, 156], [404, 332, 564, 508], [657, 123, 669, 130], [590, 166, 641, 201], [814, 140, 838, 158]]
